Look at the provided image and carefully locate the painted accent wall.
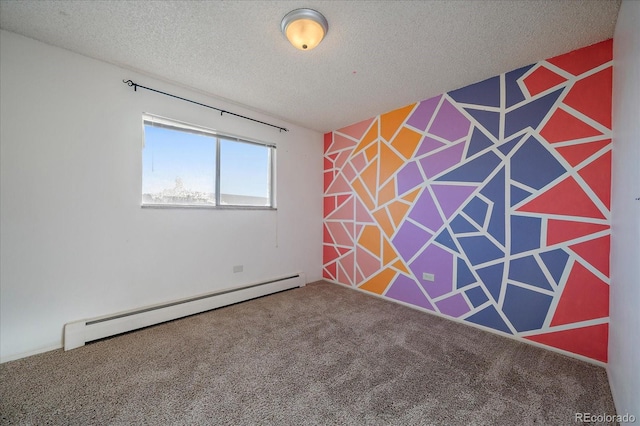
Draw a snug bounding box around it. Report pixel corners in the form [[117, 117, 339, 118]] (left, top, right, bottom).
[[323, 40, 612, 364], [0, 30, 323, 362]]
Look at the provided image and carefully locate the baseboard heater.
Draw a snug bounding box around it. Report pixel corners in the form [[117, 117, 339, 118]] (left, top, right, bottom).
[[64, 273, 306, 351]]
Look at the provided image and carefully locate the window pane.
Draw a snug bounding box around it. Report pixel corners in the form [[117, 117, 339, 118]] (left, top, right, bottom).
[[219, 139, 271, 206], [142, 124, 216, 205]]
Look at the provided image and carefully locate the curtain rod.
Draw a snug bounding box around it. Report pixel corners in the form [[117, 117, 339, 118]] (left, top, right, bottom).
[[122, 79, 289, 133]]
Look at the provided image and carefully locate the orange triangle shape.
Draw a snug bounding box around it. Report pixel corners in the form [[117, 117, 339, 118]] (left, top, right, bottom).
[[555, 139, 610, 167], [388, 201, 411, 228], [392, 259, 411, 274], [391, 127, 423, 159], [358, 225, 381, 258], [578, 150, 611, 210], [353, 119, 379, 154], [570, 235, 610, 277], [365, 142, 378, 162], [380, 104, 416, 142], [547, 219, 610, 245], [382, 237, 397, 266], [377, 180, 396, 206], [551, 262, 609, 327], [361, 160, 379, 200], [402, 187, 421, 203], [379, 143, 405, 184], [359, 268, 397, 295], [373, 208, 395, 238], [352, 178, 375, 212], [517, 176, 605, 219], [540, 108, 603, 143], [525, 323, 608, 363]]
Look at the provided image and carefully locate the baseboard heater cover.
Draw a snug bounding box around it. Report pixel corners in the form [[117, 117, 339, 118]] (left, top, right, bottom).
[[64, 273, 306, 351]]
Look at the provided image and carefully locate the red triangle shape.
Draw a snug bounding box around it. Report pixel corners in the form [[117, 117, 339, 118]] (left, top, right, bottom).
[[323, 224, 334, 245], [551, 262, 609, 327], [578, 150, 611, 210], [323, 244, 340, 265], [517, 176, 605, 219], [337, 247, 352, 255], [323, 262, 337, 280], [525, 323, 608, 363], [336, 118, 375, 140], [546, 39, 612, 76], [327, 196, 354, 221], [547, 219, 609, 245], [570, 235, 610, 277], [326, 173, 352, 195], [324, 171, 334, 193], [324, 132, 332, 153], [563, 67, 612, 129], [523, 65, 568, 97], [555, 139, 610, 167], [337, 194, 351, 208], [324, 196, 336, 217], [540, 108, 603, 143]]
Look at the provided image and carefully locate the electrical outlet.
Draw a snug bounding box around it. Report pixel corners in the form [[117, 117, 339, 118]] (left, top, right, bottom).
[[233, 265, 243, 273], [422, 272, 435, 282]]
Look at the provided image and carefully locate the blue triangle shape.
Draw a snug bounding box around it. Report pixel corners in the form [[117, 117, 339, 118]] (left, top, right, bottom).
[[465, 286, 489, 307], [481, 167, 506, 246], [510, 135, 567, 190], [449, 76, 501, 108], [435, 228, 459, 253], [465, 305, 512, 334], [436, 151, 502, 183], [508, 256, 553, 291], [476, 263, 504, 302], [540, 249, 570, 285], [510, 185, 531, 206], [504, 88, 563, 137], [456, 257, 476, 289], [465, 109, 500, 139], [497, 135, 524, 156], [451, 214, 479, 234], [466, 127, 494, 159], [505, 64, 534, 108], [510, 215, 542, 255], [462, 197, 489, 227]]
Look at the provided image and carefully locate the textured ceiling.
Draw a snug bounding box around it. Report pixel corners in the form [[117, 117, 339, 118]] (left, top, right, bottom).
[[0, 0, 620, 133]]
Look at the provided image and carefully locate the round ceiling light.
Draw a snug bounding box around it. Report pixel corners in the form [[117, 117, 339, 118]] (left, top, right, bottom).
[[281, 8, 328, 51]]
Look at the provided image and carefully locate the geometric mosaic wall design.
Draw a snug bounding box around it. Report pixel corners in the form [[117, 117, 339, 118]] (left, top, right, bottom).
[[323, 40, 612, 363]]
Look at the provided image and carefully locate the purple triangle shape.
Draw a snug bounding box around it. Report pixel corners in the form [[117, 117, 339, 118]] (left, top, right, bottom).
[[431, 184, 477, 219]]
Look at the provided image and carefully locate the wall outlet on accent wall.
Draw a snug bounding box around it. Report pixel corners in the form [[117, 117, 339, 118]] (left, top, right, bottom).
[[422, 272, 435, 282], [233, 265, 243, 273]]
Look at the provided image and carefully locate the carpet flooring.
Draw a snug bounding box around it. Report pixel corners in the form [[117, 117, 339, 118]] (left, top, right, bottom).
[[0, 281, 616, 425]]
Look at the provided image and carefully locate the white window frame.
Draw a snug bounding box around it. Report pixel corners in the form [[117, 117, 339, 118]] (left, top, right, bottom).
[[142, 113, 276, 209]]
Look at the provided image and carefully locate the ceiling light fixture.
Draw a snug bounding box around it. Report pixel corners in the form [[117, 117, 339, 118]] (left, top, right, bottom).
[[281, 8, 328, 51]]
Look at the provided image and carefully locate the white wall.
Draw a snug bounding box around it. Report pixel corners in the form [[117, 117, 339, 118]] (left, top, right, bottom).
[[0, 30, 323, 361], [610, 0, 640, 419]]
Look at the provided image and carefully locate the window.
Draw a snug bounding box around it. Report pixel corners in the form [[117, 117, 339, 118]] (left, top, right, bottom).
[[142, 114, 275, 208]]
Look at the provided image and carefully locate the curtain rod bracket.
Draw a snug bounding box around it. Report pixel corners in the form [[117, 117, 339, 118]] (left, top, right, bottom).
[[122, 79, 288, 132]]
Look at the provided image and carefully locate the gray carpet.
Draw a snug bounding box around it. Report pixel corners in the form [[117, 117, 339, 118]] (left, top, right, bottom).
[[0, 281, 616, 425]]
